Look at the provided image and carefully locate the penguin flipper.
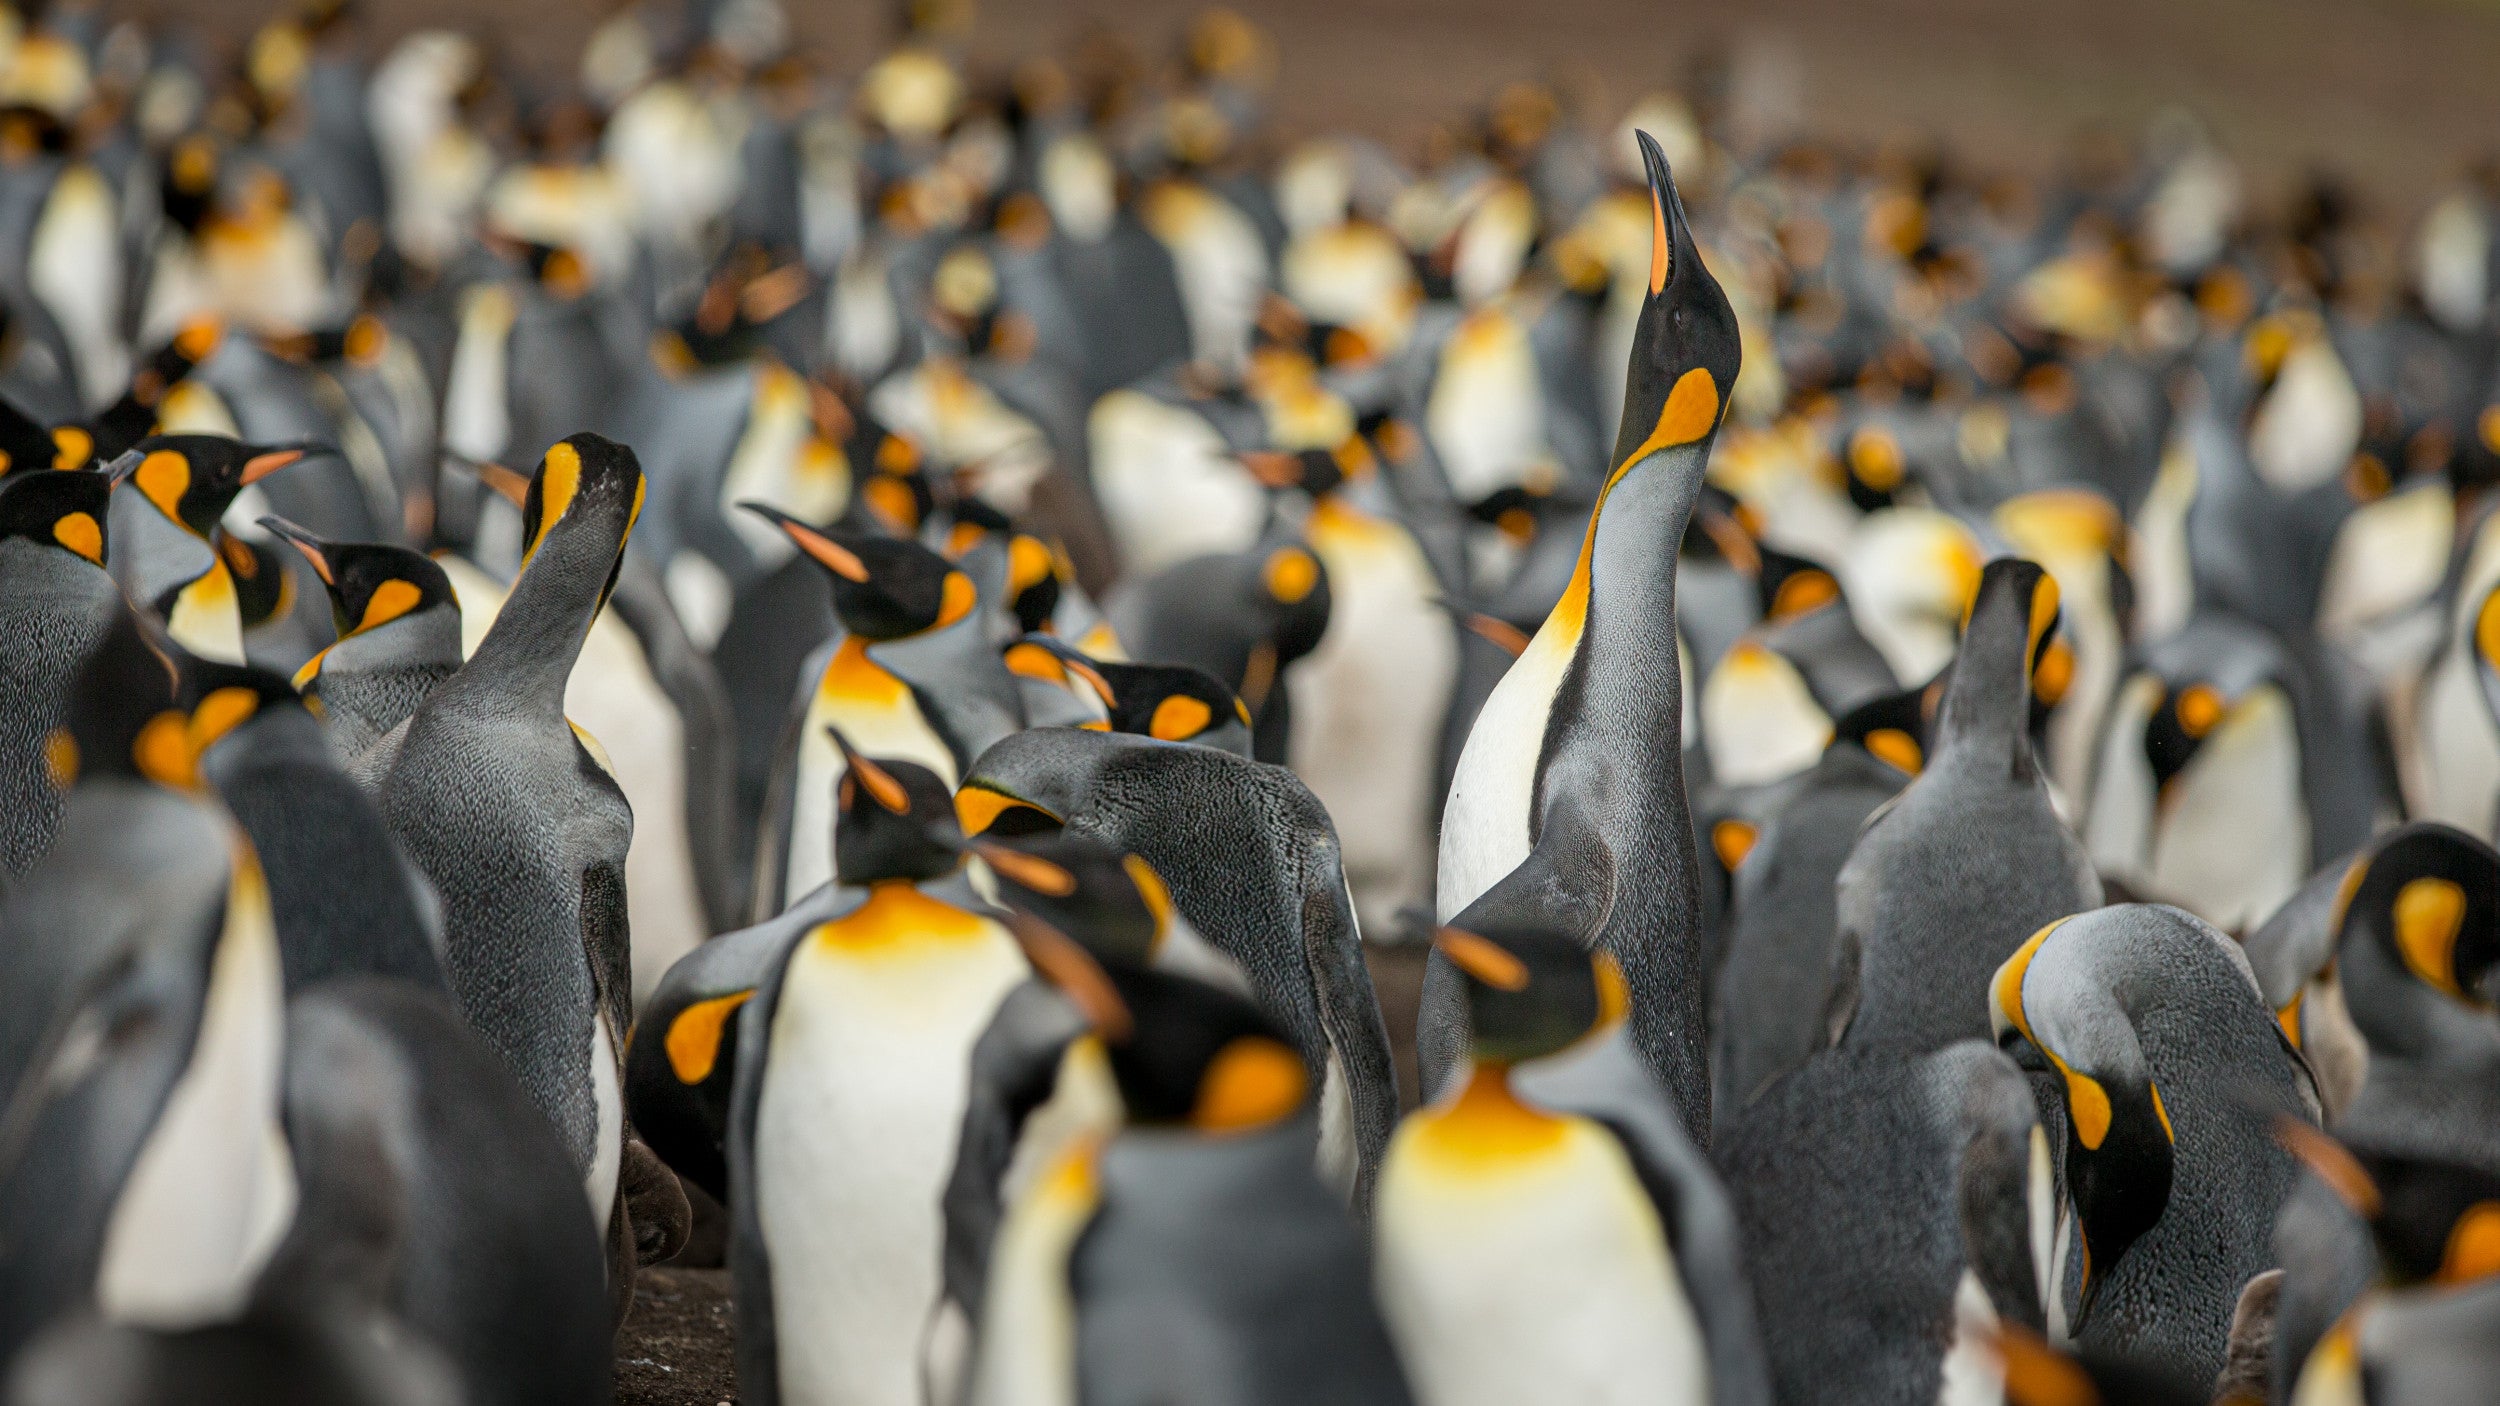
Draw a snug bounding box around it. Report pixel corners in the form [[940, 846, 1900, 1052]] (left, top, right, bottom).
[[1517, 1032, 1774, 1406], [626, 883, 857, 1202], [1942, 1042, 2050, 1332], [940, 978, 1087, 1325], [1302, 866, 1399, 1216]]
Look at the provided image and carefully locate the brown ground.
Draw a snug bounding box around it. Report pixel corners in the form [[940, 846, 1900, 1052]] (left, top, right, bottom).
[[163, 0, 2500, 207]]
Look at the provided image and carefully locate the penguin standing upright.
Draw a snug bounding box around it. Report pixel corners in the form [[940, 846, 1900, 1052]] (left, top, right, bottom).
[[1829, 559, 2102, 1053], [1375, 919, 1769, 1406], [105, 434, 316, 663], [1423, 133, 1740, 1130], [1991, 903, 2316, 1378], [0, 467, 115, 876], [964, 916, 1415, 1406], [727, 742, 1030, 1406], [378, 433, 682, 1307], [0, 612, 295, 1366], [259, 517, 461, 771], [746, 505, 1024, 915]]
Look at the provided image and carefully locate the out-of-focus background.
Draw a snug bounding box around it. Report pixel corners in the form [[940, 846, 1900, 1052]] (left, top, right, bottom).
[[164, 0, 2500, 207]]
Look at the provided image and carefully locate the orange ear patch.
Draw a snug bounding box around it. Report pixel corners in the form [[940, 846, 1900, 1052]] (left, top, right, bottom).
[[1149, 694, 1214, 741], [51, 511, 102, 564]]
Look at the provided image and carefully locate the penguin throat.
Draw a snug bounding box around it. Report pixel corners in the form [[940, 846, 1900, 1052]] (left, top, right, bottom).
[[1415, 1062, 1569, 1163]]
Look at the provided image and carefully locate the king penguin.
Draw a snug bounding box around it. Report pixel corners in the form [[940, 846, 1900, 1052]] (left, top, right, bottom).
[[1990, 903, 2316, 1380], [726, 740, 1030, 1406], [963, 914, 1415, 1406], [377, 432, 684, 1312], [1828, 558, 2103, 1054], [105, 433, 318, 663], [0, 466, 116, 876], [1421, 132, 1740, 1132], [958, 725, 1400, 1207], [0, 610, 296, 1366], [1376, 919, 1771, 1406], [258, 516, 462, 773], [747, 503, 1024, 916]]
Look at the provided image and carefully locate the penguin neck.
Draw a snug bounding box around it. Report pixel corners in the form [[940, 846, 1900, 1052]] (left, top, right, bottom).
[[1933, 607, 2036, 776], [1428, 1060, 1562, 1138], [457, 523, 619, 712], [1546, 438, 1708, 773]]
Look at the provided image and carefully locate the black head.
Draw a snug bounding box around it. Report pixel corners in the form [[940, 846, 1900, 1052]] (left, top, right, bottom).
[[0, 466, 109, 567], [258, 314, 393, 370], [2141, 677, 2230, 789], [110, 434, 321, 539], [216, 533, 297, 630], [260, 516, 458, 643], [0, 392, 61, 476], [1433, 920, 1624, 1066], [740, 502, 970, 640], [1610, 130, 1740, 474], [972, 832, 1174, 969], [1093, 660, 1253, 750], [175, 654, 306, 760], [1830, 677, 1941, 775], [1935, 557, 2060, 758], [1755, 544, 1847, 622], [1254, 542, 1332, 666], [58, 606, 190, 790], [1002, 532, 1064, 635], [1990, 915, 2178, 1329], [518, 433, 645, 614], [2332, 822, 2500, 1046], [90, 320, 225, 458], [2278, 1121, 2500, 1291], [830, 733, 963, 886]]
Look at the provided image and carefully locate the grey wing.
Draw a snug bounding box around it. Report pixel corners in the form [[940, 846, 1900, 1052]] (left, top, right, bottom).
[[1942, 1043, 2048, 1331], [1299, 869, 1398, 1216]]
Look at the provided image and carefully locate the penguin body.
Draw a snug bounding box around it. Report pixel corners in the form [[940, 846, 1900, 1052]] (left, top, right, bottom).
[[0, 467, 116, 875], [263, 520, 461, 771], [1830, 559, 2101, 1053], [0, 614, 296, 1365], [1991, 903, 2315, 1380], [959, 726, 1400, 1207], [965, 946, 1411, 1406], [261, 978, 613, 1406], [1377, 921, 1763, 1406], [1422, 135, 1740, 1131], [377, 434, 652, 1294], [1713, 1042, 2048, 1406], [726, 747, 1029, 1406]]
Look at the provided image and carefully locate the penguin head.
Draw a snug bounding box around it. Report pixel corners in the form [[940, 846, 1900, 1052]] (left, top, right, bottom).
[[214, 533, 295, 632], [953, 771, 1068, 841], [1433, 921, 1627, 1066], [93, 321, 225, 458], [1754, 543, 1846, 622], [1990, 910, 2183, 1328], [1092, 660, 1255, 755], [972, 832, 1176, 970], [2278, 1121, 2500, 1292], [741, 502, 972, 641], [174, 654, 307, 765], [2328, 823, 2500, 1059], [1610, 129, 1739, 473], [1013, 925, 1311, 1135], [829, 733, 963, 886], [517, 433, 645, 615], [1253, 542, 1331, 666], [1830, 676, 1941, 776], [2141, 676, 2232, 789], [56, 607, 192, 792], [1001, 532, 1064, 635], [108, 434, 318, 539], [0, 466, 109, 568], [1934, 556, 2061, 761], [261, 516, 459, 648], [0, 393, 64, 476]]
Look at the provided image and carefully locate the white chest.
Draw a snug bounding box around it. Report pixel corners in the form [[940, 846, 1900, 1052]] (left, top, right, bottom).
[[1437, 624, 1572, 921]]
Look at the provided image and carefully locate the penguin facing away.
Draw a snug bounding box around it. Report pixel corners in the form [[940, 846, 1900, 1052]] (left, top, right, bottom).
[[1829, 557, 2102, 1055], [965, 916, 1415, 1406], [1990, 903, 2315, 1380], [726, 741, 1030, 1406], [0, 465, 116, 876], [376, 432, 681, 1310], [0, 611, 295, 1366], [1376, 921, 1726, 1406], [1422, 131, 1741, 1133]]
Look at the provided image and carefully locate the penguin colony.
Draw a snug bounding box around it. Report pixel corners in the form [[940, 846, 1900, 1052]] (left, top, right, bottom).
[[0, 1, 2491, 1403]]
